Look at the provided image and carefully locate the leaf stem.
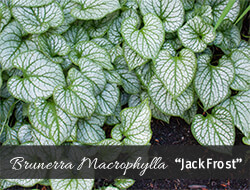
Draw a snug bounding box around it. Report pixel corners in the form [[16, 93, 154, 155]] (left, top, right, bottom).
[[197, 102, 209, 116]]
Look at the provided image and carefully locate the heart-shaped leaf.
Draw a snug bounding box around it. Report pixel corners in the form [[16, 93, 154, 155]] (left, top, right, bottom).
[[7, 51, 65, 103], [11, 3, 64, 34], [154, 49, 196, 98], [139, 0, 184, 32], [38, 33, 70, 63], [194, 54, 234, 110], [50, 179, 94, 190], [121, 13, 165, 59], [123, 42, 149, 70], [11, 0, 54, 7], [112, 99, 152, 145], [178, 16, 216, 53], [70, 0, 121, 20], [77, 114, 106, 144], [96, 83, 120, 116], [220, 90, 250, 139], [53, 68, 97, 118], [230, 47, 250, 91], [34, 98, 78, 144], [70, 41, 113, 70], [192, 107, 235, 145], [108, 9, 141, 45], [148, 76, 194, 116], [0, 2, 11, 31], [0, 21, 37, 70]]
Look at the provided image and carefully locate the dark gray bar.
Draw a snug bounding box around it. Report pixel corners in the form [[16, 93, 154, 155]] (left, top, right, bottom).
[[0, 145, 249, 179]]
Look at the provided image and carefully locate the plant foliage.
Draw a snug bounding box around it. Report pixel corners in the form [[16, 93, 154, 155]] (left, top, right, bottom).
[[0, 0, 249, 189]]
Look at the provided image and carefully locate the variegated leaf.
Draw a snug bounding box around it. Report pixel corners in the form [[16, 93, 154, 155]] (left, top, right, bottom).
[[114, 179, 135, 189], [63, 25, 89, 48], [148, 76, 194, 116], [198, 0, 240, 25], [50, 179, 94, 190], [70, 41, 113, 70], [121, 13, 165, 59], [154, 49, 196, 98], [96, 83, 120, 116], [38, 33, 70, 63], [194, 54, 234, 110], [53, 68, 97, 118], [192, 107, 235, 145], [0, 21, 37, 70], [178, 16, 216, 53], [114, 99, 152, 145], [141, 91, 171, 124], [114, 57, 141, 94], [108, 9, 141, 45], [77, 114, 106, 144], [220, 90, 250, 139], [186, 4, 213, 24], [86, 11, 119, 38], [12, 3, 64, 34], [0, 2, 11, 31], [139, 0, 184, 32], [12, 0, 53, 7], [17, 124, 33, 144], [214, 20, 241, 51], [71, 0, 120, 20], [7, 51, 65, 103], [34, 98, 78, 144], [230, 47, 250, 91], [123, 42, 149, 70]]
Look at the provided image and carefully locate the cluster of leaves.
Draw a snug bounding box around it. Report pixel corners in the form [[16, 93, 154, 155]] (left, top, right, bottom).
[[0, 0, 249, 189]]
